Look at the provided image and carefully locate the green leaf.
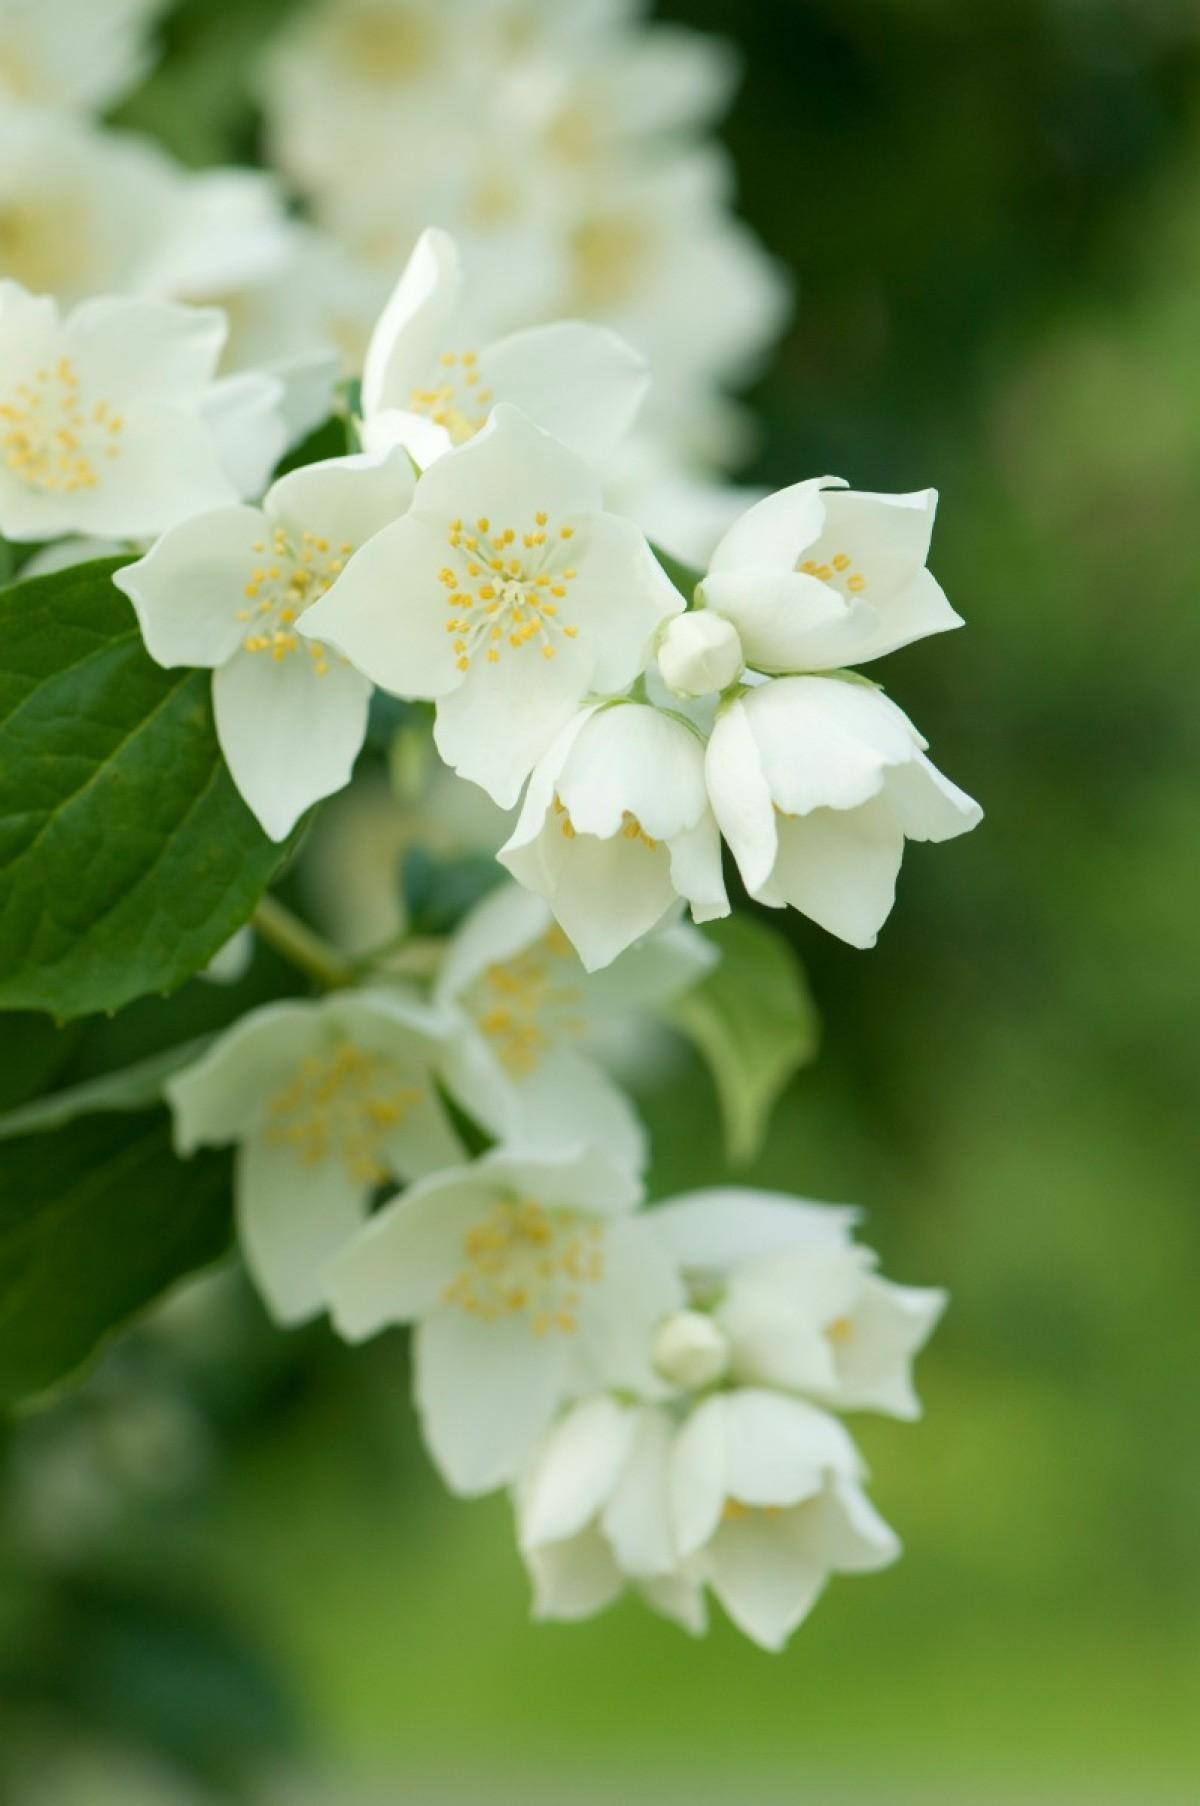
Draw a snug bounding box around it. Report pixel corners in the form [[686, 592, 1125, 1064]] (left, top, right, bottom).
[[666, 915, 820, 1163], [0, 1108, 232, 1406], [0, 559, 298, 1020], [0, 1037, 213, 1142]]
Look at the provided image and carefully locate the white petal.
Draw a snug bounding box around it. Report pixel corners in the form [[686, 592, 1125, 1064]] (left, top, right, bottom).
[[649, 1190, 857, 1279], [236, 1132, 369, 1327], [360, 407, 452, 468], [435, 882, 554, 1005], [82, 403, 239, 540], [416, 1306, 569, 1495], [509, 1048, 648, 1174], [433, 626, 594, 808], [325, 1170, 494, 1340], [479, 321, 648, 465], [715, 1389, 862, 1506], [202, 370, 287, 501], [362, 227, 462, 420], [805, 1476, 902, 1571], [602, 1406, 679, 1577], [704, 697, 778, 895], [818, 487, 937, 593], [827, 1277, 947, 1419], [669, 1393, 729, 1558], [577, 1216, 686, 1395], [266, 446, 416, 550], [563, 512, 683, 694], [836, 566, 962, 666], [519, 1396, 636, 1549], [706, 476, 837, 574], [166, 1002, 321, 1150], [700, 569, 858, 674], [476, 1144, 643, 1217], [638, 1573, 708, 1635], [718, 1247, 869, 1393], [668, 812, 729, 924], [884, 749, 983, 842], [704, 1514, 825, 1651], [743, 677, 918, 818], [509, 826, 682, 973], [410, 403, 601, 530], [212, 647, 371, 842], [578, 918, 719, 1019], [524, 1525, 625, 1622], [65, 295, 225, 403], [764, 796, 905, 948], [114, 506, 265, 670], [556, 704, 708, 842]]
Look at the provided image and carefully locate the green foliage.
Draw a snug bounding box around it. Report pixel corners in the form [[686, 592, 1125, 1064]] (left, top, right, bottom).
[[667, 914, 819, 1163], [0, 1108, 232, 1406], [0, 1039, 213, 1143], [401, 845, 506, 937], [0, 560, 297, 1021]]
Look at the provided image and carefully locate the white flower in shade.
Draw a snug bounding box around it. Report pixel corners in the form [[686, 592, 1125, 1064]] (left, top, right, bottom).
[[166, 993, 461, 1328], [698, 478, 963, 674], [0, 283, 286, 542], [706, 677, 982, 949], [114, 447, 416, 841], [326, 1146, 685, 1495], [713, 1243, 946, 1420], [434, 879, 717, 1171], [0, 0, 164, 112], [648, 1185, 860, 1289], [300, 404, 683, 806], [499, 701, 728, 971], [361, 227, 648, 468], [516, 1396, 705, 1634], [670, 1389, 899, 1651], [656, 608, 743, 699]]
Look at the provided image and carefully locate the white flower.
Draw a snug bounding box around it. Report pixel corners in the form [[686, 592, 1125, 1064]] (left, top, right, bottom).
[[0, 0, 164, 113], [499, 701, 728, 971], [326, 1146, 684, 1495], [115, 447, 416, 840], [516, 1396, 705, 1634], [649, 1184, 860, 1284], [0, 282, 284, 542], [656, 609, 743, 698], [361, 226, 648, 468], [434, 879, 717, 1170], [706, 677, 982, 948], [714, 1244, 946, 1420], [166, 992, 461, 1327], [670, 1389, 899, 1651], [301, 404, 682, 806], [699, 478, 963, 674]]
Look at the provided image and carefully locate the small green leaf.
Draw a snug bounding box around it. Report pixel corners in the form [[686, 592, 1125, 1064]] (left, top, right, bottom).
[[0, 1108, 232, 1405], [0, 559, 298, 1020], [0, 1037, 213, 1142], [667, 915, 820, 1163]]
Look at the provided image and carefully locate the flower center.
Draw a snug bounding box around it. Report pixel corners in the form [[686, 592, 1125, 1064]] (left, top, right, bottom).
[[466, 926, 584, 1076], [239, 524, 354, 672], [442, 1197, 605, 1336], [797, 549, 867, 596], [264, 1042, 422, 1185], [569, 214, 652, 311], [0, 358, 122, 495], [410, 349, 493, 446], [440, 512, 580, 673]]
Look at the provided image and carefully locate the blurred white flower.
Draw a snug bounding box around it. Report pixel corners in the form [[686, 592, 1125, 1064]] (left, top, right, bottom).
[[670, 1388, 899, 1651], [500, 700, 728, 971], [361, 226, 648, 468], [434, 879, 716, 1169], [0, 0, 164, 113], [706, 677, 982, 948], [699, 478, 963, 674], [116, 447, 416, 839], [301, 404, 681, 807], [167, 992, 460, 1326], [0, 282, 284, 541], [327, 1145, 683, 1494]]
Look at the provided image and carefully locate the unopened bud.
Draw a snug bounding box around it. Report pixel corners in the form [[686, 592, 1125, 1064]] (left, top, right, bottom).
[[653, 1309, 731, 1389], [657, 610, 743, 698]]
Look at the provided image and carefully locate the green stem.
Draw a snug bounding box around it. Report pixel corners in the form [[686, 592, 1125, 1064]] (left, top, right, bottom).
[[252, 895, 354, 991]]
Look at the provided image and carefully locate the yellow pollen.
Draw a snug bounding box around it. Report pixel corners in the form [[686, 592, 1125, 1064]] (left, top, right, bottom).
[[265, 1043, 422, 1185], [620, 810, 658, 851], [799, 550, 868, 596], [438, 510, 581, 671], [0, 357, 119, 495], [238, 519, 354, 672], [409, 348, 490, 444], [442, 1195, 605, 1332]]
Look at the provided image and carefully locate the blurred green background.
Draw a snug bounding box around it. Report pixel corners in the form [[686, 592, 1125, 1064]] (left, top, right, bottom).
[[5, 1, 1200, 1800]]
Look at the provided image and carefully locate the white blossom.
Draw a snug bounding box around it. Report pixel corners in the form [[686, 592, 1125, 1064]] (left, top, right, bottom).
[[706, 676, 982, 948], [361, 226, 648, 469], [0, 282, 285, 542], [699, 477, 963, 674], [115, 447, 416, 840], [0, 0, 164, 113], [167, 993, 461, 1327], [434, 879, 716, 1169], [500, 700, 729, 971], [326, 1146, 684, 1495], [301, 404, 682, 807]]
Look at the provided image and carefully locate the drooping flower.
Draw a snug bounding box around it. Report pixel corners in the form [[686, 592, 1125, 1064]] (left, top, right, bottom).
[[0, 282, 285, 541], [434, 879, 717, 1170], [516, 1396, 705, 1633], [0, 0, 165, 113], [499, 700, 728, 970], [300, 404, 683, 807], [361, 227, 648, 469], [698, 478, 962, 674], [705, 676, 982, 948], [166, 992, 461, 1327], [669, 1389, 899, 1651], [326, 1145, 684, 1495], [115, 447, 416, 840]]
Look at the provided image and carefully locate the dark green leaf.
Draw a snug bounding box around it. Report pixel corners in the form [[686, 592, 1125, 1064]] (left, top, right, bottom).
[[0, 1109, 232, 1405], [0, 1038, 213, 1142], [402, 845, 506, 936], [0, 559, 297, 1020], [273, 410, 352, 477]]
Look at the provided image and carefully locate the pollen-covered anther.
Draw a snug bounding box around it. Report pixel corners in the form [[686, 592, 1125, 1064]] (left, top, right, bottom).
[[620, 810, 658, 851], [239, 524, 355, 670], [0, 358, 121, 494], [466, 928, 585, 1076], [439, 510, 580, 672], [409, 347, 493, 444], [265, 1042, 422, 1185], [799, 549, 867, 594], [442, 1197, 605, 1334]]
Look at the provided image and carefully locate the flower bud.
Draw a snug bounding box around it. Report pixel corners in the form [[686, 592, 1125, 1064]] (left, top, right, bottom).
[[652, 1308, 731, 1389], [657, 610, 744, 698]]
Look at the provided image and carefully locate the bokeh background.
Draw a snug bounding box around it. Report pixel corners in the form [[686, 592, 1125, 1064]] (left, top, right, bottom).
[[3, 1, 1200, 1801]]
